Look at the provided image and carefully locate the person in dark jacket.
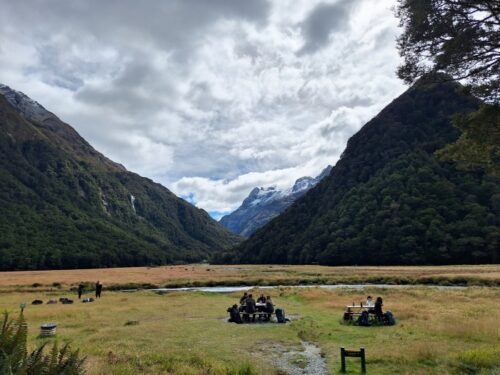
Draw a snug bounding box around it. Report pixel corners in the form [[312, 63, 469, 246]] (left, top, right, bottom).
[[95, 281, 103, 298], [227, 304, 242, 324], [239, 292, 248, 312], [374, 297, 384, 320], [77, 283, 84, 299], [265, 296, 274, 321], [239, 292, 248, 305], [256, 293, 267, 312], [245, 294, 256, 322]]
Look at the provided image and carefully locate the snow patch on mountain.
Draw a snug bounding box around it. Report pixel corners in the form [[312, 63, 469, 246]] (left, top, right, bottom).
[[0, 84, 52, 123], [220, 165, 332, 237]]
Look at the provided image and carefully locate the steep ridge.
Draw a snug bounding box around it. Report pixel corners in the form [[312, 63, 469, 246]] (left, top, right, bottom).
[[0, 85, 240, 270], [220, 166, 332, 236], [220, 77, 500, 265]]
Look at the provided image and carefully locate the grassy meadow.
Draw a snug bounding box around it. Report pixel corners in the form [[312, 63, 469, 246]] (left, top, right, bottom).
[[0, 265, 499, 374], [1, 264, 499, 292]]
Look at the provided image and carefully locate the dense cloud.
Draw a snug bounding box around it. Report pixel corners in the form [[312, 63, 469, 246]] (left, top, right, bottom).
[[0, 0, 405, 217]]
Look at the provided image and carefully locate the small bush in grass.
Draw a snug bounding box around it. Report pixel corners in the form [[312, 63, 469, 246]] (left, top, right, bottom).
[[52, 282, 62, 288], [32, 283, 42, 288]]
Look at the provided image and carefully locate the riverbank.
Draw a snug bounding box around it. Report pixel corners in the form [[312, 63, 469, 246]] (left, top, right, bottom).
[[1, 264, 499, 293]]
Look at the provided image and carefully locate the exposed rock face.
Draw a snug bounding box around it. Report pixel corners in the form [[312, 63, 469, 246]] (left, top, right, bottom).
[[220, 166, 332, 237]]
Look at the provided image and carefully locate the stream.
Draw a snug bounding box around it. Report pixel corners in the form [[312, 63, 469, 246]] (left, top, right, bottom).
[[143, 284, 466, 293]]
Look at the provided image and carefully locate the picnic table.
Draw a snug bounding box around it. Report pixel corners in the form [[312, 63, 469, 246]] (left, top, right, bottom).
[[239, 302, 273, 321], [346, 305, 374, 311], [343, 305, 374, 321]]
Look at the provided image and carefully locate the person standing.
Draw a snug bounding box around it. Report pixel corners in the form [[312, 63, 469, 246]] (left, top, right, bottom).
[[77, 283, 84, 299], [95, 281, 103, 298]]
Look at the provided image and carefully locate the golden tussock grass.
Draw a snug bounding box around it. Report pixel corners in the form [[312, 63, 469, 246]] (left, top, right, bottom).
[[1, 264, 499, 291]]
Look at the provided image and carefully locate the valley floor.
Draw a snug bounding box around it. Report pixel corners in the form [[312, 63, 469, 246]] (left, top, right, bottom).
[[0, 264, 499, 292], [0, 278, 499, 374]]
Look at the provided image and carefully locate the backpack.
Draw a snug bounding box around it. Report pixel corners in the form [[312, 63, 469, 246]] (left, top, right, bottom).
[[357, 311, 371, 326], [384, 311, 396, 326], [275, 308, 286, 323]]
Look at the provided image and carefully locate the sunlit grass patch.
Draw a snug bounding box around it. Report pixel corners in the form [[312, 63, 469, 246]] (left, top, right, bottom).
[[454, 345, 500, 374]]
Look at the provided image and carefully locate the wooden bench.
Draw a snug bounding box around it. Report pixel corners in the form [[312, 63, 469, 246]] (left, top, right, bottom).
[[240, 311, 273, 321]]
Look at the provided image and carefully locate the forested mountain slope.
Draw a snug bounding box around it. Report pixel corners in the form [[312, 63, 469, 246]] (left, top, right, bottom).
[[219, 78, 500, 265], [0, 85, 240, 270]]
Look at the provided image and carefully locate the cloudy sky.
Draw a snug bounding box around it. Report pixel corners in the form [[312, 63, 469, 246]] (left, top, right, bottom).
[[0, 0, 406, 219]]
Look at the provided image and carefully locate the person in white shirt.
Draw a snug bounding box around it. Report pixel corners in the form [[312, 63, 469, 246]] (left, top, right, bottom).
[[366, 296, 373, 307]]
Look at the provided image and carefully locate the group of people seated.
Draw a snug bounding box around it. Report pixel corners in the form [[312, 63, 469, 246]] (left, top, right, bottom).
[[344, 295, 395, 326], [344, 295, 384, 320], [227, 292, 275, 323]]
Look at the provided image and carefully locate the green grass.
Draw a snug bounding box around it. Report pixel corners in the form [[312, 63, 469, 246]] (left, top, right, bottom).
[[1, 285, 499, 374]]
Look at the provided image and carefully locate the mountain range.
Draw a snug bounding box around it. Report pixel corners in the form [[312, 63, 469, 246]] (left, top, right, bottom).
[[220, 165, 332, 237], [0, 84, 240, 271], [2, 77, 498, 270], [216, 76, 500, 265]]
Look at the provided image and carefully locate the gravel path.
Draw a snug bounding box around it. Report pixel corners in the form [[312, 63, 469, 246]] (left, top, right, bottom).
[[274, 341, 328, 375]]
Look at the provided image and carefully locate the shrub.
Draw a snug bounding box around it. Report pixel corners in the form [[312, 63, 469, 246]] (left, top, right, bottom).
[[0, 312, 86, 375]]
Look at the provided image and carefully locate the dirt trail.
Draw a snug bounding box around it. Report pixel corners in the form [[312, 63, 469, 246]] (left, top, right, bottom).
[[272, 341, 328, 375]]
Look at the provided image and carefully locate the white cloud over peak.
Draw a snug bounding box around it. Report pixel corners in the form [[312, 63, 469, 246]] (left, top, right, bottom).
[[0, 0, 406, 217]]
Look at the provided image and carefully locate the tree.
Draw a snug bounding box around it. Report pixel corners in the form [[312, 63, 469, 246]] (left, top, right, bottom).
[[437, 104, 500, 175], [395, 0, 500, 104]]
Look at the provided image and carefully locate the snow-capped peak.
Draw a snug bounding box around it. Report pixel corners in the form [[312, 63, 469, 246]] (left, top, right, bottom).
[[220, 165, 333, 236], [242, 186, 281, 207], [240, 166, 333, 208], [291, 176, 316, 193]]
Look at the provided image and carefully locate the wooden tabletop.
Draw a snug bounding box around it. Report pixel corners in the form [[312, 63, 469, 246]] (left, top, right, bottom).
[[346, 305, 374, 309]]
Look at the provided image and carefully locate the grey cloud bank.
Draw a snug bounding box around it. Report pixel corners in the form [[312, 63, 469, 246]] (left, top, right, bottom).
[[0, 0, 405, 216]]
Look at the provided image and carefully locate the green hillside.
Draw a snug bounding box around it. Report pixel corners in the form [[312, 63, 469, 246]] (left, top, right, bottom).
[[220, 78, 500, 265], [0, 89, 240, 270]]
